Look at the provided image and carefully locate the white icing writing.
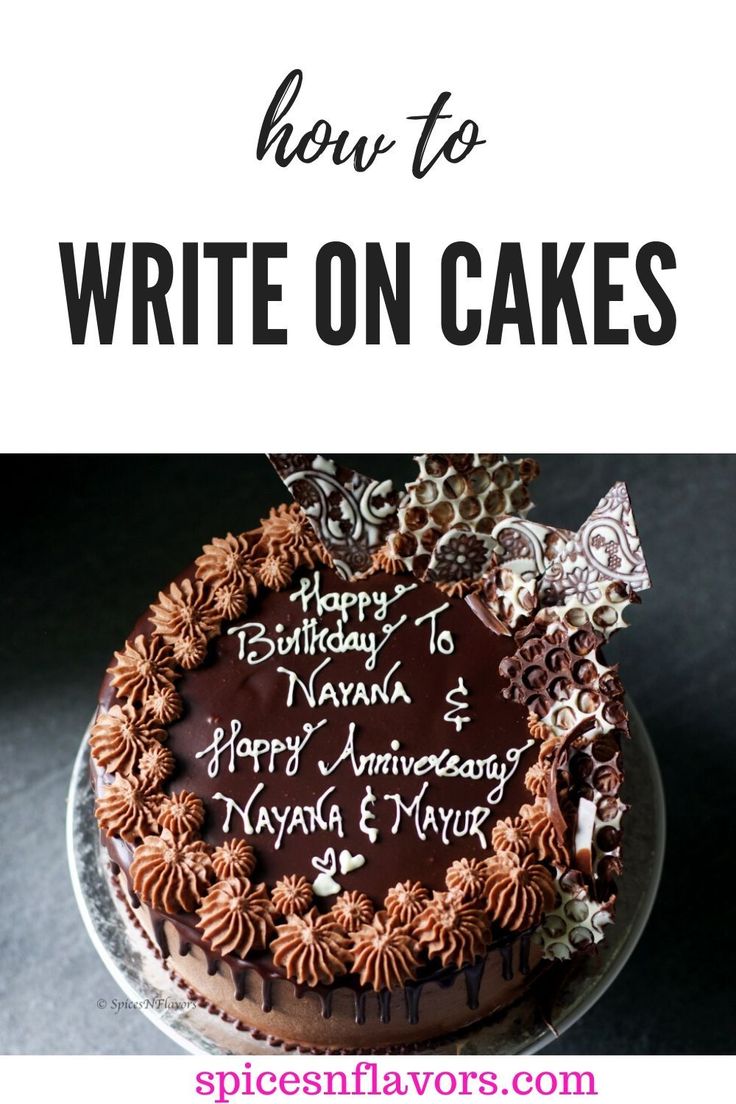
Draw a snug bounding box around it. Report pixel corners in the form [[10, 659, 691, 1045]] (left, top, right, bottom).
[[319, 726, 533, 802], [195, 718, 326, 778], [359, 784, 379, 844], [383, 781, 493, 848], [413, 602, 455, 654], [443, 677, 471, 732], [212, 784, 344, 849], [276, 656, 412, 708], [228, 613, 408, 672], [291, 570, 417, 623]]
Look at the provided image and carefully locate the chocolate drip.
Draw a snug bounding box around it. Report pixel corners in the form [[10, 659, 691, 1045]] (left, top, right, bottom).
[[98, 788, 536, 1036], [404, 984, 421, 1025], [519, 933, 531, 975], [464, 957, 486, 1010], [151, 915, 169, 959], [233, 968, 247, 1002], [500, 943, 513, 982], [378, 989, 392, 1024]]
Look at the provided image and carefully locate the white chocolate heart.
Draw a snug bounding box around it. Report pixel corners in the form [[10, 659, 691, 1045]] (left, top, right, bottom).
[[338, 849, 366, 875], [311, 847, 337, 876], [312, 872, 342, 897]]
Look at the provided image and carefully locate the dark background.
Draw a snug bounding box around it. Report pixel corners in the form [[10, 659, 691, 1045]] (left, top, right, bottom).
[[1, 454, 734, 1054]]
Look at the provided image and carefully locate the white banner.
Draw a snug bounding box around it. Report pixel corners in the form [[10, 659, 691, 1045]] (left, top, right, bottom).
[[1, 0, 734, 451], [0, 1055, 733, 1102]]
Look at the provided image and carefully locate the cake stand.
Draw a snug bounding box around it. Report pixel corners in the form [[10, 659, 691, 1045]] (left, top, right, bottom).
[[67, 703, 664, 1055]]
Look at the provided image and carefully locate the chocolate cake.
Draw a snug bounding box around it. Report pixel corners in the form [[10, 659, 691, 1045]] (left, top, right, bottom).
[[89, 454, 650, 1051]]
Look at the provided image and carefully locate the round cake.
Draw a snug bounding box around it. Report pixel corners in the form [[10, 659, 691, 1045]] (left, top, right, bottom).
[[89, 453, 651, 1051]]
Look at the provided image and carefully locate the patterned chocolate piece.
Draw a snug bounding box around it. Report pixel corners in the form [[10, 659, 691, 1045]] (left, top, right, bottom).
[[424, 528, 495, 589], [268, 454, 398, 580], [469, 483, 650, 640], [537, 482, 650, 626], [467, 518, 570, 635], [390, 454, 538, 580], [536, 869, 615, 961]]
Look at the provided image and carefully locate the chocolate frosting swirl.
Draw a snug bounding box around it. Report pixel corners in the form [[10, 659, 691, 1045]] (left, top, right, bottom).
[[257, 553, 293, 590], [524, 760, 549, 797], [142, 683, 183, 725], [107, 634, 178, 704], [527, 714, 552, 742], [491, 815, 531, 856], [89, 704, 164, 776], [130, 830, 212, 913], [370, 543, 404, 576], [484, 851, 556, 931], [137, 743, 175, 786], [211, 582, 247, 620], [414, 891, 490, 969], [350, 912, 420, 991], [157, 790, 205, 837], [211, 839, 256, 881], [196, 877, 275, 957], [95, 776, 161, 844], [520, 800, 571, 869], [149, 579, 221, 670], [271, 874, 314, 917], [444, 857, 489, 901], [330, 891, 375, 933], [260, 503, 325, 569], [271, 910, 350, 987], [384, 880, 429, 924], [195, 532, 260, 599]]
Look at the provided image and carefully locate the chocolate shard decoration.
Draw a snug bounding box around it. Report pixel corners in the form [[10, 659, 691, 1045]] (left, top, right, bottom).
[[424, 528, 495, 589], [391, 453, 539, 580], [468, 517, 574, 635], [267, 454, 398, 580], [537, 869, 615, 961], [537, 482, 651, 638], [467, 482, 651, 641], [573, 797, 597, 878]]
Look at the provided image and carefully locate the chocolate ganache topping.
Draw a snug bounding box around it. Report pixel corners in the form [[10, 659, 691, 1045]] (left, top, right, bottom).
[[108, 567, 536, 902]]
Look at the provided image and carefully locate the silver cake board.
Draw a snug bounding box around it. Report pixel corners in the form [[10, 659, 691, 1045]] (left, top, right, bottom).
[[67, 703, 664, 1056]]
